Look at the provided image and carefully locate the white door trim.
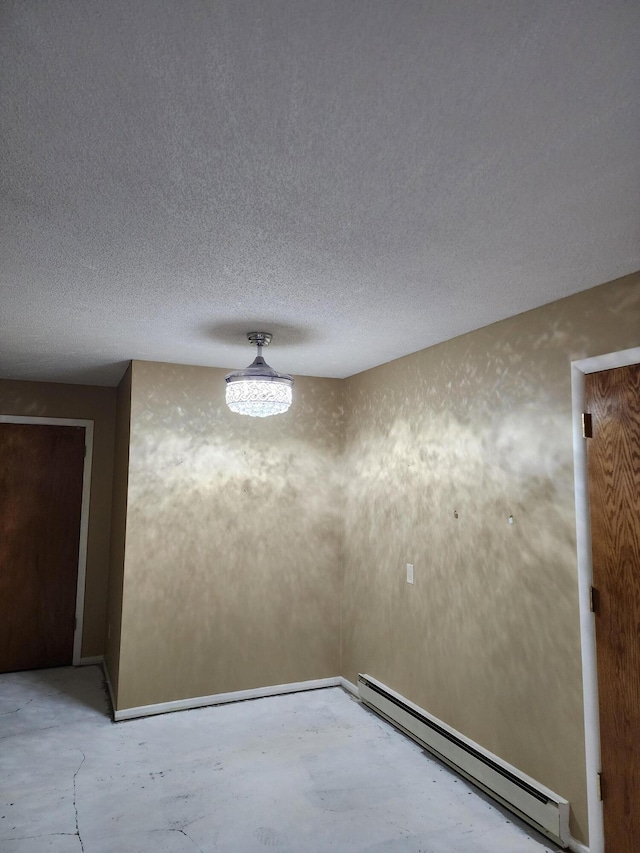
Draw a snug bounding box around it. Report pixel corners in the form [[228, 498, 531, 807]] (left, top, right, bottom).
[[571, 345, 640, 853], [0, 414, 94, 666]]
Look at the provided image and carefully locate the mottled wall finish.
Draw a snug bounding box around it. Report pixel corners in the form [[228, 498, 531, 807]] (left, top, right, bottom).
[[341, 271, 640, 845], [104, 365, 132, 697], [116, 361, 343, 711], [0, 379, 117, 657]]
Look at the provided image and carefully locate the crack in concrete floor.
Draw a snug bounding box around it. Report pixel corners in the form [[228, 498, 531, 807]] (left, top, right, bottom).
[[73, 749, 86, 852], [0, 666, 564, 853]]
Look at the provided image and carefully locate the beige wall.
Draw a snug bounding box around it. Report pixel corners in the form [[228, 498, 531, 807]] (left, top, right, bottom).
[[104, 365, 132, 695], [341, 271, 640, 844], [0, 379, 117, 657], [114, 360, 343, 710], [4, 273, 637, 842]]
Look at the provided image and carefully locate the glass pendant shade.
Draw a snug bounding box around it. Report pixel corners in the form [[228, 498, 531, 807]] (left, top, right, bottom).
[[225, 337, 293, 417]]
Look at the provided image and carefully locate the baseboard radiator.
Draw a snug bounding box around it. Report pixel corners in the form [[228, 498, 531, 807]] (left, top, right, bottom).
[[358, 674, 570, 848]]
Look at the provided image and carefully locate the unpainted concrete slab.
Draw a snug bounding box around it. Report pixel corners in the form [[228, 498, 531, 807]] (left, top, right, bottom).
[[0, 666, 563, 852]]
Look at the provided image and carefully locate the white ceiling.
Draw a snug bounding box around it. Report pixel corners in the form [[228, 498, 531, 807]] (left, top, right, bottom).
[[1, 1, 639, 386]]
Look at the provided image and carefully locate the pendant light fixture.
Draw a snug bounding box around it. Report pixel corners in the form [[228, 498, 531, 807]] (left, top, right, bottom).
[[225, 332, 294, 417]]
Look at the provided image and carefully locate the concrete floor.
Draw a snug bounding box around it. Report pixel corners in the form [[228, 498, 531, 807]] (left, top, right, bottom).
[[0, 666, 564, 852]]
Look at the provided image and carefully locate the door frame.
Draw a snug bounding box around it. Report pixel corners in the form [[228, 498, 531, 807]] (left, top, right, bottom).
[[0, 414, 94, 667], [571, 345, 640, 853]]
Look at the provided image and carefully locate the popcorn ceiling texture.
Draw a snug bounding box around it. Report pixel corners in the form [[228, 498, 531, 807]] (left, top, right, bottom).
[[1, 1, 639, 385]]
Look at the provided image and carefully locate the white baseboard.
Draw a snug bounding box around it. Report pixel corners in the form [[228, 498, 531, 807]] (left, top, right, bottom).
[[79, 655, 104, 666], [568, 838, 589, 853], [113, 676, 344, 722], [339, 676, 359, 697]]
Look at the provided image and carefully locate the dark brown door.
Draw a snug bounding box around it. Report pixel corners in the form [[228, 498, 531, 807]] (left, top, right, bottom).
[[586, 363, 640, 853], [0, 423, 86, 673]]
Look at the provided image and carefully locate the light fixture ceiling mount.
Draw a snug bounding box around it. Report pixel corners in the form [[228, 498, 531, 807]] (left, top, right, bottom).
[[246, 331, 272, 348], [225, 332, 294, 418]]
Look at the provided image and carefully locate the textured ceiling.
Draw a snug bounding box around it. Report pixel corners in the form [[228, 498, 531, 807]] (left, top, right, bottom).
[[1, 1, 639, 385]]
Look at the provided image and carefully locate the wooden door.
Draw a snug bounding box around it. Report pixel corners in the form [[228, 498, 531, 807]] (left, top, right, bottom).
[[0, 423, 86, 673], [586, 363, 640, 853]]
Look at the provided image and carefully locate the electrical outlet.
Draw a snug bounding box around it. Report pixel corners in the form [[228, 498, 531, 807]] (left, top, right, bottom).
[[406, 563, 414, 584]]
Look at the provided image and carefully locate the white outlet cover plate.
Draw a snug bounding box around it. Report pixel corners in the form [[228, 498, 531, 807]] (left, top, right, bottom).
[[406, 563, 414, 584]]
